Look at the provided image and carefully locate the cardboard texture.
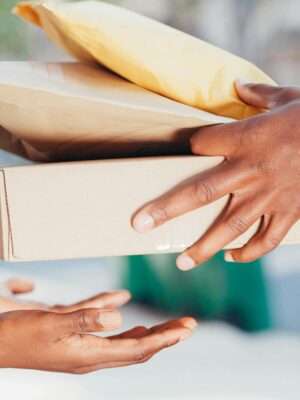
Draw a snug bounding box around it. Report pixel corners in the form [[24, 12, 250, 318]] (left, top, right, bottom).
[[0, 61, 231, 162], [0, 156, 300, 262], [14, 0, 275, 120]]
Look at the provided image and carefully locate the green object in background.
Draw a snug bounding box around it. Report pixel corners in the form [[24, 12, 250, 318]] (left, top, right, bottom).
[[120, 252, 271, 332]]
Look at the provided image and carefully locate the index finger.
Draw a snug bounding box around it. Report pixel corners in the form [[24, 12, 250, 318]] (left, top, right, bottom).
[[132, 161, 243, 233]]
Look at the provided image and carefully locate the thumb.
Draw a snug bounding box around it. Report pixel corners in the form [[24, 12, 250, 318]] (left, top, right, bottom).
[[235, 80, 299, 110], [58, 308, 122, 335]]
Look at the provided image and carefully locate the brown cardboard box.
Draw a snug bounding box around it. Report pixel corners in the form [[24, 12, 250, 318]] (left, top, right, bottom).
[[0, 61, 231, 162], [1, 156, 299, 262]]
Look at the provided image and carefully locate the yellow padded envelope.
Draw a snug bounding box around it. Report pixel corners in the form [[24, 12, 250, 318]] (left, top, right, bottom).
[[14, 0, 275, 120]]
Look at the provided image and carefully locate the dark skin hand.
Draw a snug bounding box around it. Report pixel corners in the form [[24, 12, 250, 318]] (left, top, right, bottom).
[[133, 81, 300, 270], [0, 279, 196, 373]]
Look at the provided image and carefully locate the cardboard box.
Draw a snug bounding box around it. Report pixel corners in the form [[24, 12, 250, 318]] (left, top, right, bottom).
[[1, 156, 299, 262], [0, 61, 231, 162]]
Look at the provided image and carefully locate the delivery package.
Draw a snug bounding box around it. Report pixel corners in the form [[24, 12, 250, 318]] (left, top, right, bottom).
[[14, 0, 275, 120], [0, 61, 231, 162], [1, 155, 300, 262], [0, 1, 290, 262], [3, 0, 275, 162]]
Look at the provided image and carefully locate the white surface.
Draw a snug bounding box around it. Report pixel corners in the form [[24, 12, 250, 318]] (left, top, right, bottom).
[[0, 259, 299, 400], [0, 370, 98, 400]]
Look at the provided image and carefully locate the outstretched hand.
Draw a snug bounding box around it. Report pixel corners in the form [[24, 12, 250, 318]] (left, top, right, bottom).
[[0, 279, 196, 373], [133, 81, 300, 269]]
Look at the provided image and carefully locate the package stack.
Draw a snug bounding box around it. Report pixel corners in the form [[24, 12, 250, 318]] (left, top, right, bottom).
[[0, 0, 294, 262]]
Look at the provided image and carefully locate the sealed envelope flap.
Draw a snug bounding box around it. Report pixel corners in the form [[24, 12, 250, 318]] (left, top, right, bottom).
[[1, 156, 300, 262], [0, 62, 231, 161], [14, 1, 275, 120]]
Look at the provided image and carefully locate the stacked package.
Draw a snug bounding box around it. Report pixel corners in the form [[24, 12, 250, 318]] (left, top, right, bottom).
[[1, 0, 295, 262]]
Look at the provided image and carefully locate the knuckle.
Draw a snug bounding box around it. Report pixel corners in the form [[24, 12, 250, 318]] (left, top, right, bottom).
[[72, 310, 91, 331], [255, 160, 272, 175], [247, 157, 276, 178], [191, 181, 215, 205], [263, 235, 281, 250], [132, 348, 148, 363], [151, 207, 169, 225], [135, 352, 146, 363], [228, 217, 248, 235]]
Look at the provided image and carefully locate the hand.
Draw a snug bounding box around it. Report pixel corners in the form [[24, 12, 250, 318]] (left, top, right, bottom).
[[0, 279, 196, 373], [133, 81, 300, 269]]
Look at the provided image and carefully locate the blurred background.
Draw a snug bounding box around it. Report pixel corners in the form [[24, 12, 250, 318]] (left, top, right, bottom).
[[0, 0, 300, 399]]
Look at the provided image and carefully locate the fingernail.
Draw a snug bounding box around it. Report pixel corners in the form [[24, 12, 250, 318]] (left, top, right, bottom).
[[120, 291, 132, 301], [113, 290, 131, 299], [133, 213, 154, 233], [224, 252, 235, 263], [176, 254, 196, 271], [180, 317, 198, 330], [186, 319, 198, 330], [236, 78, 251, 86], [110, 291, 132, 306], [99, 311, 122, 328], [180, 331, 192, 342]]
